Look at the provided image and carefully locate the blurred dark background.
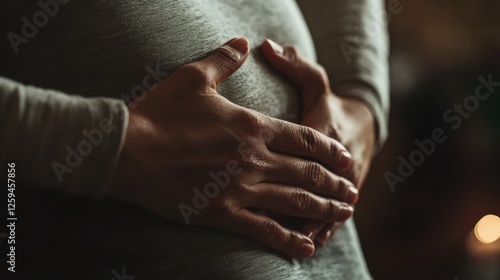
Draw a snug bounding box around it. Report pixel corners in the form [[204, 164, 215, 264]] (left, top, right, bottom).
[[355, 0, 500, 279]]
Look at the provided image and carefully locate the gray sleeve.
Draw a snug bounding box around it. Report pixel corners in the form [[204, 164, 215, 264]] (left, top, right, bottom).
[[0, 76, 128, 197], [297, 0, 390, 152]]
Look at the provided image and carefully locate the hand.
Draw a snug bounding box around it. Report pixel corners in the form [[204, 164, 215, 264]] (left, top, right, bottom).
[[107, 37, 359, 259], [260, 39, 376, 248]]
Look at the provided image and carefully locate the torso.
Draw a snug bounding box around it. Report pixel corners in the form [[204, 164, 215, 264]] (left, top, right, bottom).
[[1, 0, 316, 121]]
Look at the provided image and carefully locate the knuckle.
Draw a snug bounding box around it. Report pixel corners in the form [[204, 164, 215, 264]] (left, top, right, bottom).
[[329, 141, 341, 164], [331, 177, 341, 195], [331, 178, 350, 202], [326, 200, 341, 221], [209, 201, 233, 218], [284, 45, 330, 93], [211, 45, 241, 66], [300, 126, 319, 154], [316, 65, 328, 80], [291, 191, 312, 212], [314, 66, 330, 92], [339, 179, 351, 201], [259, 116, 276, 143], [305, 162, 324, 189], [177, 64, 210, 87], [284, 46, 300, 63], [239, 150, 267, 172], [287, 231, 302, 248], [236, 182, 253, 195], [209, 204, 240, 228], [236, 110, 265, 137], [325, 123, 341, 141], [261, 219, 281, 243]]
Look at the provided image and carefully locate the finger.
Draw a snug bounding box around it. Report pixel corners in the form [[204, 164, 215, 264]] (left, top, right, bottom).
[[250, 183, 354, 223], [298, 219, 324, 243], [315, 222, 344, 248], [313, 222, 333, 247], [295, 219, 339, 248], [260, 39, 329, 93], [265, 118, 353, 173], [264, 152, 358, 203], [220, 209, 316, 259], [178, 37, 250, 90]]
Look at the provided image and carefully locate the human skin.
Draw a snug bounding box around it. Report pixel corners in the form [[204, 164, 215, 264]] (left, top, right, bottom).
[[107, 37, 360, 259], [260, 39, 376, 248]]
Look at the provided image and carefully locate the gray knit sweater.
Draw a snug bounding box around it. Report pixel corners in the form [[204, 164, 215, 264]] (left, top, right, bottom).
[[0, 0, 388, 278]]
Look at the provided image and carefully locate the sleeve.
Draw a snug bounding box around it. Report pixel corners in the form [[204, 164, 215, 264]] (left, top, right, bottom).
[[297, 0, 390, 152], [0, 76, 129, 197]]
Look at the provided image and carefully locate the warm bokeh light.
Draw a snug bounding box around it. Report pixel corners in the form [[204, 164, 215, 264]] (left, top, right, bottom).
[[474, 215, 500, 244]]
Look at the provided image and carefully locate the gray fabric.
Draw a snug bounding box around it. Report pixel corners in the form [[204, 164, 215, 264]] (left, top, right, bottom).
[[298, 0, 390, 152], [0, 76, 128, 196], [18, 189, 372, 280], [1, 0, 387, 278], [0, 0, 389, 195]]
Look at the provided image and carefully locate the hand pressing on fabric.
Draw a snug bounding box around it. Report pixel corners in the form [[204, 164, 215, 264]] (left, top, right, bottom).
[[260, 39, 376, 249], [108, 37, 359, 259]]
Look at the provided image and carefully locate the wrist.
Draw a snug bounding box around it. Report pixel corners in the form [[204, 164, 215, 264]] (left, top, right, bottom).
[[331, 93, 376, 153], [329, 93, 376, 187], [107, 105, 152, 197]]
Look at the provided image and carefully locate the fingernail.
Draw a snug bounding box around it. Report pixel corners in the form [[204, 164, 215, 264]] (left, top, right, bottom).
[[325, 230, 332, 240], [225, 37, 249, 57], [301, 241, 315, 257], [340, 150, 352, 170], [307, 231, 314, 239], [347, 185, 359, 204], [319, 230, 332, 247], [265, 39, 284, 54]]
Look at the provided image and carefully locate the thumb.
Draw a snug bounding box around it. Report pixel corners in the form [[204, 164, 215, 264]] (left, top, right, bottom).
[[260, 39, 329, 93], [192, 37, 250, 89]]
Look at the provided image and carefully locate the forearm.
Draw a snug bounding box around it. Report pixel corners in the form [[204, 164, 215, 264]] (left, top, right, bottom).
[[0, 76, 128, 197]]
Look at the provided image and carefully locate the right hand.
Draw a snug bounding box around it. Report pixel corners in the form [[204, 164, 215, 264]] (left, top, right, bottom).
[[108, 37, 358, 259]]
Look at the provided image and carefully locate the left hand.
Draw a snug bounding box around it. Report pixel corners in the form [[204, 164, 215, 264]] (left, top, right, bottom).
[[260, 39, 376, 249]]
